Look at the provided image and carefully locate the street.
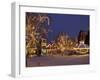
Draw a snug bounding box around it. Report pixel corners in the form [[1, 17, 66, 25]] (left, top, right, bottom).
[[26, 54, 89, 67]]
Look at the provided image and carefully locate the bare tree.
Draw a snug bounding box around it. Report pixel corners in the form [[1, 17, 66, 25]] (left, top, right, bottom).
[[26, 13, 51, 57]]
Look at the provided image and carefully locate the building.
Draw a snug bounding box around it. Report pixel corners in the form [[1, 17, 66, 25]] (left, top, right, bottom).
[[78, 30, 89, 46]]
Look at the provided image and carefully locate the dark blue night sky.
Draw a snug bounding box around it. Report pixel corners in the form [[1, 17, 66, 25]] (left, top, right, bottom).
[[47, 13, 89, 42]]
